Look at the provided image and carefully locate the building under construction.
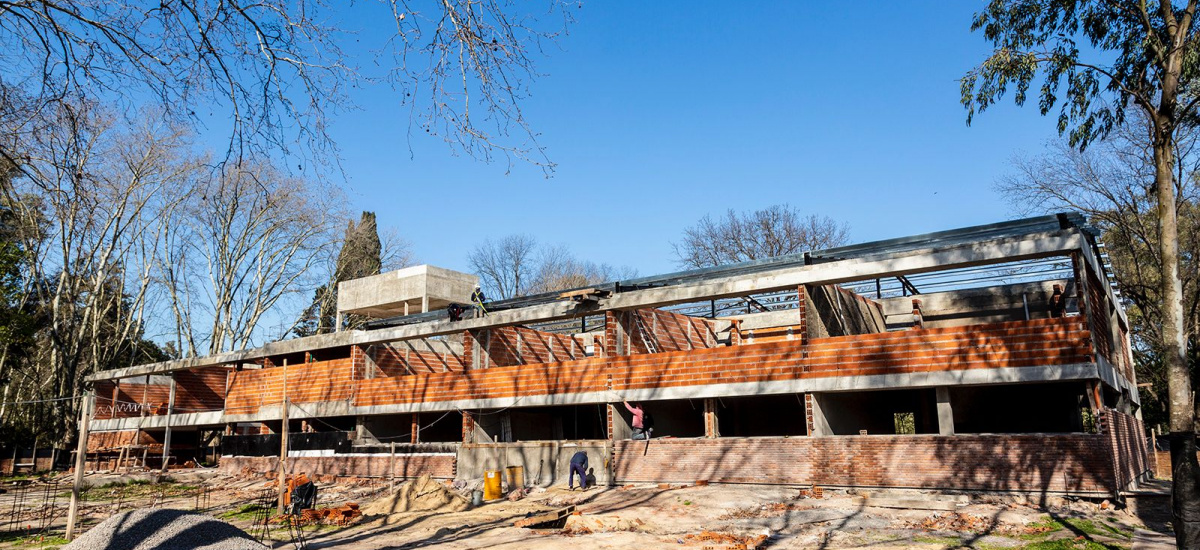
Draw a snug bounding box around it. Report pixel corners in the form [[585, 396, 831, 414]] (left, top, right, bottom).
[[82, 214, 1150, 498]]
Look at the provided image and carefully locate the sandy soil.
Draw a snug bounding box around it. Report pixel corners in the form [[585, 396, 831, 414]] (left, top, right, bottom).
[[0, 471, 1169, 550]]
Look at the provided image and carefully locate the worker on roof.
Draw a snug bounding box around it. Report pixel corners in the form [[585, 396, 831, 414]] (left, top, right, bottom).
[[568, 450, 589, 491], [471, 286, 488, 316]]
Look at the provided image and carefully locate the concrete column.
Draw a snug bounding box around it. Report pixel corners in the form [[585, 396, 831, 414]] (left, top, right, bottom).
[[607, 404, 631, 440], [936, 387, 954, 436], [703, 398, 719, 438], [355, 416, 370, 442], [808, 393, 832, 437]]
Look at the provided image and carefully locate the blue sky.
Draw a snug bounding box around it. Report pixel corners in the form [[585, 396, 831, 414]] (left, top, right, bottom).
[[327, 1, 1061, 277]]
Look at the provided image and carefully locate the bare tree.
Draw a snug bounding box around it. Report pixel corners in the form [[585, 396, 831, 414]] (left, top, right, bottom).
[[468, 234, 538, 300], [672, 205, 850, 269], [160, 161, 344, 355], [527, 244, 635, 294], [469, 236, 635, 299], [0, 100, 194, 444], [0, 0, 574, 171]]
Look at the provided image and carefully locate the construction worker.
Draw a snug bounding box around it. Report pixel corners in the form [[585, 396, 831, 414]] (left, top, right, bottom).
[[624, 399, 653, 440], [568, 450, 589, 490], [471, 287, 488, 316], [447, 303, 464, 322]]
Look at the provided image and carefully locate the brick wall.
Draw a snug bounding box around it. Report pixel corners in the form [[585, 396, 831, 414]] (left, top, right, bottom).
[[345, 317, 1089, 409], [86, 430, 162, 452], [621, 309, 718, 354], [218, 454, 456, 480], [225, 358, 357, 415], [95, 368, 228, 420], [0, 448, 61, 473], [466, 326, 587, 368], [612, 435, 1114, 495], [1100, 409, 1150, 491], [371, 342, 465, 375]]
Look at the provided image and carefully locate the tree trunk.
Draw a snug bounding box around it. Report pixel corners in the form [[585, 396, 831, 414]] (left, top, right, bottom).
[[1155, 137, 1200, 549]]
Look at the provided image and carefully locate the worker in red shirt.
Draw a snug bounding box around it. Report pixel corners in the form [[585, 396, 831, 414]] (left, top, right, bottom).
[[623, 399, 653, 440]]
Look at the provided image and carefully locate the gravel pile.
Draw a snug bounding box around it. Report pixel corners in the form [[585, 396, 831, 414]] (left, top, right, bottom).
[[64, 508, 267, 550]]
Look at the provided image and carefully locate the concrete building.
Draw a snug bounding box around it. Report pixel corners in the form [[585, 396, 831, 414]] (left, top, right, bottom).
[[83, 214, 1150, 498]]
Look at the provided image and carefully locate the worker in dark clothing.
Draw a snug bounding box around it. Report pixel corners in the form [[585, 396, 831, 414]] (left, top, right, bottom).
[[447, 303, 464, 322], [471, 287, 488, 316], [568, 451, 588, 490]]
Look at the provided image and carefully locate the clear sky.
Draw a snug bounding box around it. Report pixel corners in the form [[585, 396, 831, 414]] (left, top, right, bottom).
[[326, 1, 1062, 277]]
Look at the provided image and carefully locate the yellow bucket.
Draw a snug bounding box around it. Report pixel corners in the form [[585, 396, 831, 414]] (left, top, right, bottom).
[[483, 470, 502, 500]]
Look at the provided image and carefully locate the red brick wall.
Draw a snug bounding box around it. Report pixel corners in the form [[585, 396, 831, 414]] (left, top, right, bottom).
[[621, 309, 717, 354], [346, 317, 1089, 409], [613, 435, 1114, 495], [218, 454, 456, 480], [225, 358, 357, 415], [1100, 409, 1150, 491], [94, 368, 227, 419], [467, 326, 587, 367], [0, 449, 61, 472], [86, 430, 162, 452], [371, 343, 465, 375]]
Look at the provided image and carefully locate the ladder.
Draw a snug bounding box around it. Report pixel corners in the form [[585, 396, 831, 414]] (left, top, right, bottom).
[[631, 312, 661, 354]]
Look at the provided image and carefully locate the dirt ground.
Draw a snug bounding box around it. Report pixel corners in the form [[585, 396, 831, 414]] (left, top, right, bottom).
[[0, 471, 1175, 550]]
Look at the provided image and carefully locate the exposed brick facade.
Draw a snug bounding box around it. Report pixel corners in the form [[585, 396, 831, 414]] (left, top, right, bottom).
[[335, 317, 1091, 410], [1100, 409, 1150, 491], [612, 435, 1115, 494], [218, 454, 456, 480], [225, 358, 357, 415], [86, 430, 162, 452], [94, 368, 227, 420], [467, 325, 588, 368], [371, 342, 465, 375]]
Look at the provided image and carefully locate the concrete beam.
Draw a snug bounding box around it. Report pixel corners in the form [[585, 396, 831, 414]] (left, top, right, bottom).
[[91, 362, 1103, 431], [89, 229, 1086, 381]]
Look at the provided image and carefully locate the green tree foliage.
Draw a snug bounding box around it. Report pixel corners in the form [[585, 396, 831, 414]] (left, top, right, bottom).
[[963, 2, 1200, 545], [998, 129, 1200, 431]]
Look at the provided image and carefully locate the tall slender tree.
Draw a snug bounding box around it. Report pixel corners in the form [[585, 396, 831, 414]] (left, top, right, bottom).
[[295, 212, 385, 336], [962, 2, 1199, 545]]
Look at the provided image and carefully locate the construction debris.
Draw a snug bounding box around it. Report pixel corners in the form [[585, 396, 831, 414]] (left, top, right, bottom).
[[514, 505, 576, 529], [718, 502, 813, 520], [680, 530, 769, 550], [907, 511, 995, 533], [284, 502, 362, 526]]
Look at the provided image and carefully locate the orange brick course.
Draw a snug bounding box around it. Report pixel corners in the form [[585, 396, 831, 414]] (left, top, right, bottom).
[[213, 317, 1092, 415]]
